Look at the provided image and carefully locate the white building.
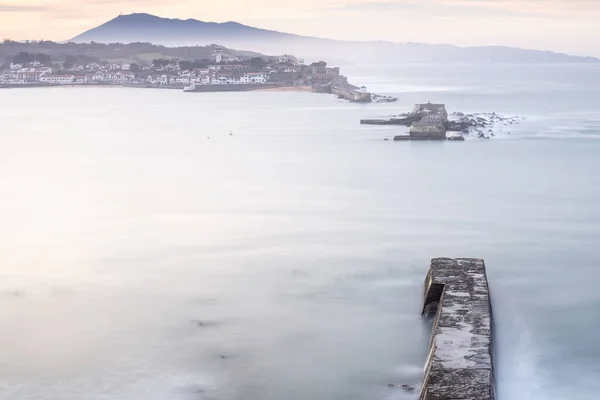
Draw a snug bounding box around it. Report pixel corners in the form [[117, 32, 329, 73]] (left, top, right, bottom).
[[192, 75, 211, 85], [0, 73, 16, 82], [211, 74, 236, 84], [164, 64, 179, 72], [158, 75, 169, 85], [107, 72, 135, 83], [147, 75, 169, 85], [40, 75, 75, 84], [171, 76, 191, 85], [239, 73, 267, 84], [15, 70, 43, 82]]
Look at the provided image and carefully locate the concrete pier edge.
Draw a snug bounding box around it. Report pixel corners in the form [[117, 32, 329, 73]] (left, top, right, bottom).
[[419, 258, 495, 400]]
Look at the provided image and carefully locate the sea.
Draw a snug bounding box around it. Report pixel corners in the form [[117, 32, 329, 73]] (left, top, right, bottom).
[[1, 63, 599, 400]]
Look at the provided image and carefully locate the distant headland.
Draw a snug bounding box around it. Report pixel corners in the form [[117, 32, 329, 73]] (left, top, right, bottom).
[[0, 41, 382, 102], [68, 13, 600, 64]]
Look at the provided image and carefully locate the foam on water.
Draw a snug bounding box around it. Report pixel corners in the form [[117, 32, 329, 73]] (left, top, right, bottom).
[[496, 311, 549, 399]]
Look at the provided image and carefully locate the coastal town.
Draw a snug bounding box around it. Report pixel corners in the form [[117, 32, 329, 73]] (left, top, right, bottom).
[[0, 45, 380, 102]]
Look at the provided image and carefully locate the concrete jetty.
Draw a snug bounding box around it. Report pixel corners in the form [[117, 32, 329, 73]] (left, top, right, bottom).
[[420, 258, 495, 400], [332, 83, 372, 103], [360, 114, 421, 126]]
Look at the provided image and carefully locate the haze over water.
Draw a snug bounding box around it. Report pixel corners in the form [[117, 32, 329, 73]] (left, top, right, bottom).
[[1, 63, 600, 400]]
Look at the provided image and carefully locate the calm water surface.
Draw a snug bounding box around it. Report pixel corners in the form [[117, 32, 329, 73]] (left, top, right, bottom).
[[1, 64, 599, 400]]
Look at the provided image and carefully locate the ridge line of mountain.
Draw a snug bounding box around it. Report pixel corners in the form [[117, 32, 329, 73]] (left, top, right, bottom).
[[70, 13, 600, 64]]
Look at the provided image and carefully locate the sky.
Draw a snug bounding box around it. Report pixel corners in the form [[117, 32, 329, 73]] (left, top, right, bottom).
[[0, 0, 599, 56]]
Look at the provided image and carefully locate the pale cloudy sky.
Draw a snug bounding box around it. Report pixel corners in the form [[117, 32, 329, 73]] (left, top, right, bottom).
[[1, 0, 599, 56]]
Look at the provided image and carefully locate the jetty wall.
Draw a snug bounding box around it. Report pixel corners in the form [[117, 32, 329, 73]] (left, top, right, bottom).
[[360, 115, 421, 125], [420, 258, 495, 400], [332, 84, 371, 103]]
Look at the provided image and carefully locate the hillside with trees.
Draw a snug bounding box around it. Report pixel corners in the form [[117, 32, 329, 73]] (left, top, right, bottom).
[[0, 40, 269, 66]]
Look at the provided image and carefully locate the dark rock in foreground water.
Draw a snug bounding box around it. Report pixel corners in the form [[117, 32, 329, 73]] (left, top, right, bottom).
[[388, 384, 416, 392]]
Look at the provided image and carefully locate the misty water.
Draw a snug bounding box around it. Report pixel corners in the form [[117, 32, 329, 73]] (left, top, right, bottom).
[[1, 64, 600, 400]]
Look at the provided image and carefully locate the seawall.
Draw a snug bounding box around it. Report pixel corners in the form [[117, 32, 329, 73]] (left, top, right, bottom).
[[332, 84, 371, 102], [1, 83, 61, 89], [184, 83, 284, 92], [420, 258, 495, 400]]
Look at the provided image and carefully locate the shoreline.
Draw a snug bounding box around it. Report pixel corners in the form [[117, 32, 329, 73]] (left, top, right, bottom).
[[0, 84, 314, 92], [0, 83, 181, 90], [0, 83, 371, 102], [255, 86, 313, 92]]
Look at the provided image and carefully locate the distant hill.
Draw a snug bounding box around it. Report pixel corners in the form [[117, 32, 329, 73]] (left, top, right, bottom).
[[0, 41, 267, 65], [72, 13, 303, 44], [71, 13, 600, 64]]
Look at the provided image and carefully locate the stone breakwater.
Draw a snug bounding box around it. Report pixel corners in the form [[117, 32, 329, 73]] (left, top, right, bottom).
[[361, 103, 523, 141], [420, 258, 495, 400]]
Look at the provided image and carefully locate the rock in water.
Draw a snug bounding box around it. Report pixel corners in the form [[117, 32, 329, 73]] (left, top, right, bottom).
[[401, 385, 415, 392], [388, 384, 416, 392]]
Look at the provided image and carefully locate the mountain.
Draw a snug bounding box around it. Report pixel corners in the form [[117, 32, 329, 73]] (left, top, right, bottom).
[[72, 13, 306, 45], [71, 13, 600, 64]]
